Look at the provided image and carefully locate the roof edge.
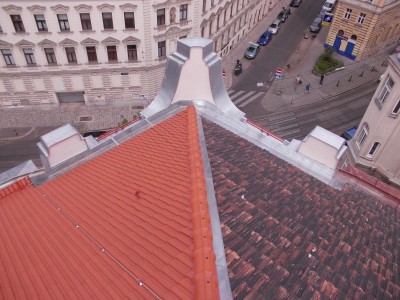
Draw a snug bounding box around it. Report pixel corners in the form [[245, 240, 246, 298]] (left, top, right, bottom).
[[0, 177, 31, 200]]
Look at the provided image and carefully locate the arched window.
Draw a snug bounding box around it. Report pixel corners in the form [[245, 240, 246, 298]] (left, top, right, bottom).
[[356, 124, 368, 149], [338, 29, 344, 36], [350, 34, 357, 41]]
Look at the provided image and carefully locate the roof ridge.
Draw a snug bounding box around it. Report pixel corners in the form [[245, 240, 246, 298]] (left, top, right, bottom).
[[0, 177, 31, 200], [186, 106, 220, 300]]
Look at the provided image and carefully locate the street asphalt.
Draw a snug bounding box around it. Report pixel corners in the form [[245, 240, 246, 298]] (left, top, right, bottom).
[[0, 0, 393, 140]]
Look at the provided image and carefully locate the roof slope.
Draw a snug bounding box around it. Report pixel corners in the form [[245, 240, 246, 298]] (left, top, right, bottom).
[[202, 118, 400, 299], [0, 107, 219, 299]]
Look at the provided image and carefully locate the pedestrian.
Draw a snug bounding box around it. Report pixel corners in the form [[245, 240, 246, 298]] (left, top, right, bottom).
[[287, 64, 291, 71], [305, 83, 311, 94], [320, 74, 325, 85]]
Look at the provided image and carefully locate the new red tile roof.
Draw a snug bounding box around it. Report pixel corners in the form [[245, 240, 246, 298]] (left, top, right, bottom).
[[0, 107, 219, 299], [202, 118, 400, 299]]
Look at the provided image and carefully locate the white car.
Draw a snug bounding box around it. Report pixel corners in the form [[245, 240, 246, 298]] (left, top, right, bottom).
[[268, 19, 282, 35]]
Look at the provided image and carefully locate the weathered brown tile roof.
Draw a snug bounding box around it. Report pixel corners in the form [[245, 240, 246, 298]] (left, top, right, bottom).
[[202, 118, 400, 299]]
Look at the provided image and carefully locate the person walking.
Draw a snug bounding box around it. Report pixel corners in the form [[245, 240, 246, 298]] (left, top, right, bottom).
[[320, 74, 325, 85], [305, 83, 311, 94]]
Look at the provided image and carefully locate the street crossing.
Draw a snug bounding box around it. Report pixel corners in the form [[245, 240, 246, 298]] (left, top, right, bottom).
[[228, 90, 266, 108]]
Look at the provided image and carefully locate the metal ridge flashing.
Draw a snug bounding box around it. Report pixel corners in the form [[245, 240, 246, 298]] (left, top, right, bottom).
[[196, 108, 233, 300]]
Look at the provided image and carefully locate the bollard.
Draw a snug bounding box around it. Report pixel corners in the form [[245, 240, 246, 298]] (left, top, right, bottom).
[[371, 66, 375, 72], [348, 75, 352, 82], [360, 71, 364, 77], [336, 80, 340, 87]]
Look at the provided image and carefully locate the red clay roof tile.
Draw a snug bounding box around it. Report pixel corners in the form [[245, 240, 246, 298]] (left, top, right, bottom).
[[0, 107, 219, 299]]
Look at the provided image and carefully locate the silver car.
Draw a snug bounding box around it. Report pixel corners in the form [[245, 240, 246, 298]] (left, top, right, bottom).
[[268, 19, 282, 35]]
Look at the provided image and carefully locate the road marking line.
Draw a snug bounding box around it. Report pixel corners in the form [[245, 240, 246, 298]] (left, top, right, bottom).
[[238, 92, 265, 107], [229, 90, 246, 100], [233, 91, 257, 104]]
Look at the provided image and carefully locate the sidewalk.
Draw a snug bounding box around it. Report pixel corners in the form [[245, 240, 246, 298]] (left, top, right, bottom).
[[260, 25, 389, 113]]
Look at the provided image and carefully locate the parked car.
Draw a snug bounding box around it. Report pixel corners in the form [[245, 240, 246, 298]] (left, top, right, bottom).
[[309, 17, 323, 33], [257, 31, 273, 46], [395, 40, 400, 53], [268, 19, 282, 35], [244, 43, 261, 59], [277, 9, 290, 23], [290, 0, 302, 7], [341, 126, 358, 141], [322, 0, 336, 12], [317, 9, 326, 20]]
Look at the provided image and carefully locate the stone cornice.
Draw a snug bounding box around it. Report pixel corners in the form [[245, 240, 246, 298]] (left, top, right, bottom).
[[74, 4, 92, 13], [27, 5, 46, 13], [119, 3, 138, 11], [2, 5, 22, 14], [50, 5, 69, 13], [97, 4, 115, 12]]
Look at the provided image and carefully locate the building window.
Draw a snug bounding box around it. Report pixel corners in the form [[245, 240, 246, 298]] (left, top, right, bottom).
[[209, 21, 213, 36], [1, 49, 15, 65], [367, 142, 380, 158], [23, 48, 36, 65], [358, 13, 366, 24], [80, 13, 92, 31], [11, 15, 25, 32], [127, 45, 137, 61], [158, 41, 166, 57], [86, 46, 97, 62], [34, 14, 48, 31], [124, 12, 135, 29], [44, 48, 57, 64], [356, 125, 368, 148], [201, 27, 205, 37], [65, 47, 77, 63], [107, 45, 118, 62], [57, 14, 70, 31], [157, 9, 166, 26], [391, 100, 400, 116], [203, 0, 206, 12], [344, 9, 352, 20], [0, 25, 3, 33], [378, 77, 394, 104], [341, 158, 349, 170], [180, 4, 188, 21], [102, 12, 114, 30]]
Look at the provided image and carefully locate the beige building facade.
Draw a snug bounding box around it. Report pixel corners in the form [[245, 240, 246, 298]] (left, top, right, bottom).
[[325, 0, 400, 60], [346, 53, 400, 186], [0, 0, 273, 107]]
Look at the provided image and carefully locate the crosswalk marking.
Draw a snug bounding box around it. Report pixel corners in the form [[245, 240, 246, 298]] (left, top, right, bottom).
[[229, 90, 246, 100], [228, 90, 266, 107], [233, 91, 257, 104], [238, 92, 265, 107]]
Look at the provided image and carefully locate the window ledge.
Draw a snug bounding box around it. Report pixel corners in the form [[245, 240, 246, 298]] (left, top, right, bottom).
[[13, 32, 28, 36], [156, 25, 166, 31], [5, 65, 18, 68], [66, 63, 81, 66], [101, 29, 117, 33], [47, 63, 60, 67], [58, 30, 73, 34], [36, 31, 51, 34], [87, 62, 100, 65], [355, 23, 363, 27], [80, 30, 95, 33], [179, 20, 189, 26], [389, 113, 399, 118], [123, 28, 138, 32], [374, 98, 383, 109], [126, 60, 139, 63], [106, 61, 120, 64], [26, 64, 39, 67]]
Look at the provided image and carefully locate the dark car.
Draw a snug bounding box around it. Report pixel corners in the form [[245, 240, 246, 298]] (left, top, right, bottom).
[[317, 9, 326, 20], [257, 31, 273, 46], [290, 0, 302, 7], [341, 126, 358, 141], [244, 43, 261, 59], [309, 17, 322, 33], [277, 9, 290, 23]]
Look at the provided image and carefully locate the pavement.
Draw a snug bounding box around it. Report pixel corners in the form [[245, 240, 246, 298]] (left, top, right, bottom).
[[0, 0, 394, 140]]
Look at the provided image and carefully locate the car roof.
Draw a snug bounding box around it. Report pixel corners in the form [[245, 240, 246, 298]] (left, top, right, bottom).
[[272, 19, 281, 24]]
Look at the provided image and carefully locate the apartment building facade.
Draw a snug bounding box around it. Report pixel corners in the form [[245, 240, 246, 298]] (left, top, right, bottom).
[[325, 0, 400, 60], [0, 0, 270, 107], [346, 53, 400, 186]]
